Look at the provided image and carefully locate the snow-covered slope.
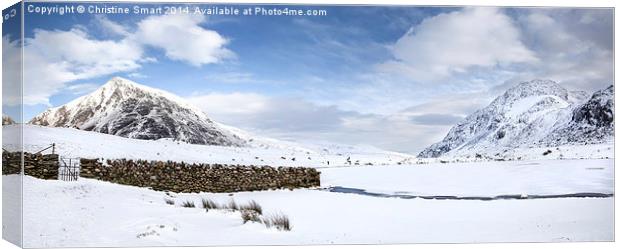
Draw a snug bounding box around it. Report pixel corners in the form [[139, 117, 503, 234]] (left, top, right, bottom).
[[29, 77, 246, 146], [2, 113, 15, 125], [25, 77, 414, 164], [3, 124, 413, 167], [541, 85, 614, 146], [418, 80, 614, 158], [7, 158, 613, 247]]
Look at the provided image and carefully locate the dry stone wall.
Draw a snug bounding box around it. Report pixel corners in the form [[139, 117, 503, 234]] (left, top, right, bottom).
[[80, 158, 321, 193], [2, 151, 321, 192], [1, 151, 20, 175], [2, 151, 59, 180]]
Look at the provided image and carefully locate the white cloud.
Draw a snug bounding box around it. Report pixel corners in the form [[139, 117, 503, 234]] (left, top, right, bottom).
[[65, 83, 100, 95], [2, 36, 22, 106], [187, 92, 355, 133], [402, 91, 490, 117], [18, 28, 143, 106], [94, 15, 129, 37], [16, 14, 233, 106], [206, 72, 256, 84], [27, 28, 143, 79], [187, 92, 269, 116], [134, 14, 234, 66], [186, 91, 459, 153], [339, 114, 452, 153], [127, 72, 148, 79], [515, 9, 613, 91], [379, 7, 537, 81]]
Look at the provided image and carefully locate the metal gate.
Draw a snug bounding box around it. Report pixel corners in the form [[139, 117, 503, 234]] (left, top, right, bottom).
[[59, 157, 80, 181]]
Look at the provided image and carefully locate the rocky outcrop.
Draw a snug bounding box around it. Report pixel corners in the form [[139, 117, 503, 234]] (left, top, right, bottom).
[[541, 85, 614, 145], [571, 85, 614, 127]]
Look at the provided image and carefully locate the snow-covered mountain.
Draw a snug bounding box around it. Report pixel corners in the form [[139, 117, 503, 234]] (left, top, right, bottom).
[[29, 77, 246, 146], [2, 114, 15, 125], [541, 85, 614, 146], [25, 77, 416, 163], [418, 80, 614, 158]]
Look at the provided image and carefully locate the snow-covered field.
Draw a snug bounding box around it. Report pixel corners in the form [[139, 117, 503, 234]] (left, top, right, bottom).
[[3, 125, 612, 168], [1, 124, 614, 246], [2, 125, 412, 167], [430, 143, 614, 162], [322, 159, 614, 196], [2, 157, 614, 247]]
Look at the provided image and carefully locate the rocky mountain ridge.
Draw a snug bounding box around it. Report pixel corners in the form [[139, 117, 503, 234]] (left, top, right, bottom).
[[418, 80, 614, 158]]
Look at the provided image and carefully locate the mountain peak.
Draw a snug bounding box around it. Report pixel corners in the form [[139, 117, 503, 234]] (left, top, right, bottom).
[[515, 79, 558, 87], [100, 76, 163, 96], [417, 81, 613, 158], [497, 79, 569, 105], [2, 114, 15, 125], [105, 76, 135, 88], [82, 76, 208, 120], [111, 76, 129, 82], [511, 79, 561, 89], [30, 77, 246, 147], [104, 76, 149, 90]]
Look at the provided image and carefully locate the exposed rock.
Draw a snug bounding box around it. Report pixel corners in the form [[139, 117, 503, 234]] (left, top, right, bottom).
[[541, 85, 614, 145]]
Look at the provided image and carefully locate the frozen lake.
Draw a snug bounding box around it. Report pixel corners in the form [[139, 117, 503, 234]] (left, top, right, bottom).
[[320, 159, 614, 197]]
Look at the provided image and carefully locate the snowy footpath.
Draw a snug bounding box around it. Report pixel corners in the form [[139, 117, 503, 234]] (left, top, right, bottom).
[[2, 158, 614, 247]]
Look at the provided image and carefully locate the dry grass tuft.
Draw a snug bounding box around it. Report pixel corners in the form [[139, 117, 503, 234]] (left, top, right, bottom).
[[262, 213, 291, 231], [227, 199, 239, 211], [181, 200, 195, 208], [239, 200, 263, 215], [201, 198, 220, 210]]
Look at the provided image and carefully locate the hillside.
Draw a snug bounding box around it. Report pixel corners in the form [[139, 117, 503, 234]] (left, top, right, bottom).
[[30, 77, 246, 146], [418, 80, 614, 158]]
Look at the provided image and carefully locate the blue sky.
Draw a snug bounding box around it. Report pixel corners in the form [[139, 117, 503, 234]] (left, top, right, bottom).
[[2, 3, 614, 153]]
